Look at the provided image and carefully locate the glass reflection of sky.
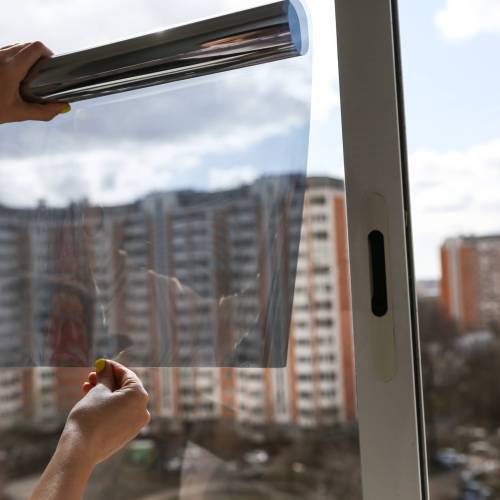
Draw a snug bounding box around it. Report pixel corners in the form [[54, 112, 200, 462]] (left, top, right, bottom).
[[1, 56, 311, 208], [0, 0, 318, 209], [0, 1, 313, 367]]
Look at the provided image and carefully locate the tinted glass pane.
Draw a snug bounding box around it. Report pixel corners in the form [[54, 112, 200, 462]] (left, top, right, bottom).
[[400, 0, 500, 497], [0, 2, 311, 368]]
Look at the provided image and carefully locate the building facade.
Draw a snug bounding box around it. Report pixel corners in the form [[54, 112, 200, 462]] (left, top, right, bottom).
[[0, 176, 356, 431], [441, 235, 500, 332], [156, 177, 356, 429]]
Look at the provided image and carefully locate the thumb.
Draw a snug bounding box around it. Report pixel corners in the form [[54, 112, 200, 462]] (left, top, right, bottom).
[[17, 102, 70, 122], [106, 359, 144, 391], [95, 358, 116, 391]]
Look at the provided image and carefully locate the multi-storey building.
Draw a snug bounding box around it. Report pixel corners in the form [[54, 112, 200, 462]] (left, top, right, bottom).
[[0, 216, 27, 429], [286, 177, 355, 426], [0, 370, 23, 431], [151, 176, 304, 422], [26, 368, 59, 430], [0, 213, 31, 367], [0, 175, 356, 431], [441, 235, 500, 332], [156, 177, 356, 429]]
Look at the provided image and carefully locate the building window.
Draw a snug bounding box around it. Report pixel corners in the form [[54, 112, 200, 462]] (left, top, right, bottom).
[[309, 196, 326, 206], [313, 231, 329, 241], [315, 301, 332, 311], [316, 318, 334, 328], [313, 266, 330, 275], [312, 214, 328, 223]]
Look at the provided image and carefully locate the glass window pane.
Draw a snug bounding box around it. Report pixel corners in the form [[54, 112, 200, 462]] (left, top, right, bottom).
[[0, 1, 363, 498], [399, 0, 500, 498], [1, 1, 312, 369]]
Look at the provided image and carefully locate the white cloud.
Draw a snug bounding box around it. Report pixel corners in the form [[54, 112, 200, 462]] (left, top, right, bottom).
[[0, 98, 304, 207], [409, 138, 500, 277], [0, 0, 340, 211], [308, 1, 340, 121], [0, 1, 320, 207], [0, 0, 241, 53], [208, 166, 258, 190], [0, 0, 339, 124], [435, 0, 500, 42]]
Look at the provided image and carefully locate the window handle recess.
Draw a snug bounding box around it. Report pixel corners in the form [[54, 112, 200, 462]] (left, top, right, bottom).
[[369, 230, 388, 317]]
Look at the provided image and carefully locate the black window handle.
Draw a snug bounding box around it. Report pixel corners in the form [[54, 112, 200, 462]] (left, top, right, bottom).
[[369, 230, 388, 317]]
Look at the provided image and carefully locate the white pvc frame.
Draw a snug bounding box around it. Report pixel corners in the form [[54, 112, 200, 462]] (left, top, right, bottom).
[[335, 0, 429, 498]]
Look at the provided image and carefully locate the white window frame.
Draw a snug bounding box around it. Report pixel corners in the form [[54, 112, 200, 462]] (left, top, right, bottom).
[[335, 0, 429, 498]]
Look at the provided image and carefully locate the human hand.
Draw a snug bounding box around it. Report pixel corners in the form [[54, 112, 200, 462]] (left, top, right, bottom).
[[64, 359, 151, 468], [0, 41, 70, 124]]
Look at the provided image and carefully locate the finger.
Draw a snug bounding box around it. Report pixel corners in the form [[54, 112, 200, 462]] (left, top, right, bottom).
[[16, 102, 70, 122], [88, 372, 97, 385], [96, 359, 145, 392], [0, 42, 29, 56], [95, 358, 116, 391], [14, 41, 53, 76], [82, 382, 92, 394], [1, 43, 22, 50], [103, 358, 145, 392]]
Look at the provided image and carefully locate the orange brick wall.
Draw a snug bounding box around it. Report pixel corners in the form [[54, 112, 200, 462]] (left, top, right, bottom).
[[440, 246, 452, 320], [458, 245, 480, 331], [334, 196, 356, 422]]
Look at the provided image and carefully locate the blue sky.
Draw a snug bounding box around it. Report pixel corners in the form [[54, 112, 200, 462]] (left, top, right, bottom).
[[398, 0, 500, 278], [399, 0, 500, 151], [1, 0, 500, 279]]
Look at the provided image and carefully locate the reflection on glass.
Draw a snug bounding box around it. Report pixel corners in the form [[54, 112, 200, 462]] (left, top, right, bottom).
[[0, 178, 361, 500], [1, 47, 311, 368], [0, 174, 306, 368], [22, 0, 309, 103], [0, 0, 362, 498]]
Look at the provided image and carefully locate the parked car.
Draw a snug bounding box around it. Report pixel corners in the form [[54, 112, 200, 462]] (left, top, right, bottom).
[[460, 470, 492, 500], [435, 448, 467, 469]]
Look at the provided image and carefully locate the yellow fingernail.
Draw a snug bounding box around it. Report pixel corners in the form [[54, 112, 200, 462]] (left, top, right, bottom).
[[59, 103, 71, 114], [95, 358, 106, 374]]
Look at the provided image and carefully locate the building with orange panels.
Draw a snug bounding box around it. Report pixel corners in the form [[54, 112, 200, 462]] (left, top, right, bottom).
[[157, 177, 356, 429], [0, 175, 356, 432], [284, 177, 356, 426], [441, 235, 500, 332]]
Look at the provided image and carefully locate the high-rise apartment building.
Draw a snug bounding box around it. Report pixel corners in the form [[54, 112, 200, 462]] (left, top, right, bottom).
[[441, 235, 500, 332], [0, 370, 23, 431], [0, 175, 355, 430], [287, 177, 355, 425], [156, 177, 356, 428]]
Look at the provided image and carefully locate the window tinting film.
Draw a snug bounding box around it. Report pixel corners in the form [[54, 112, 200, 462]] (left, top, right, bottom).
[[0, 22, 311, 368]]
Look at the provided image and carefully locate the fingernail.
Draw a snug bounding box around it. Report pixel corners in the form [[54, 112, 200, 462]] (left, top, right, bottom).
[[95, 358, 106, 374], [59, 103, 71, 114]]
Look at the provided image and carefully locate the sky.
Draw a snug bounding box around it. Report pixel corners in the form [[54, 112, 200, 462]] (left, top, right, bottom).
[[399, 0, 500, 278], [1, 0, 500, 279]]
